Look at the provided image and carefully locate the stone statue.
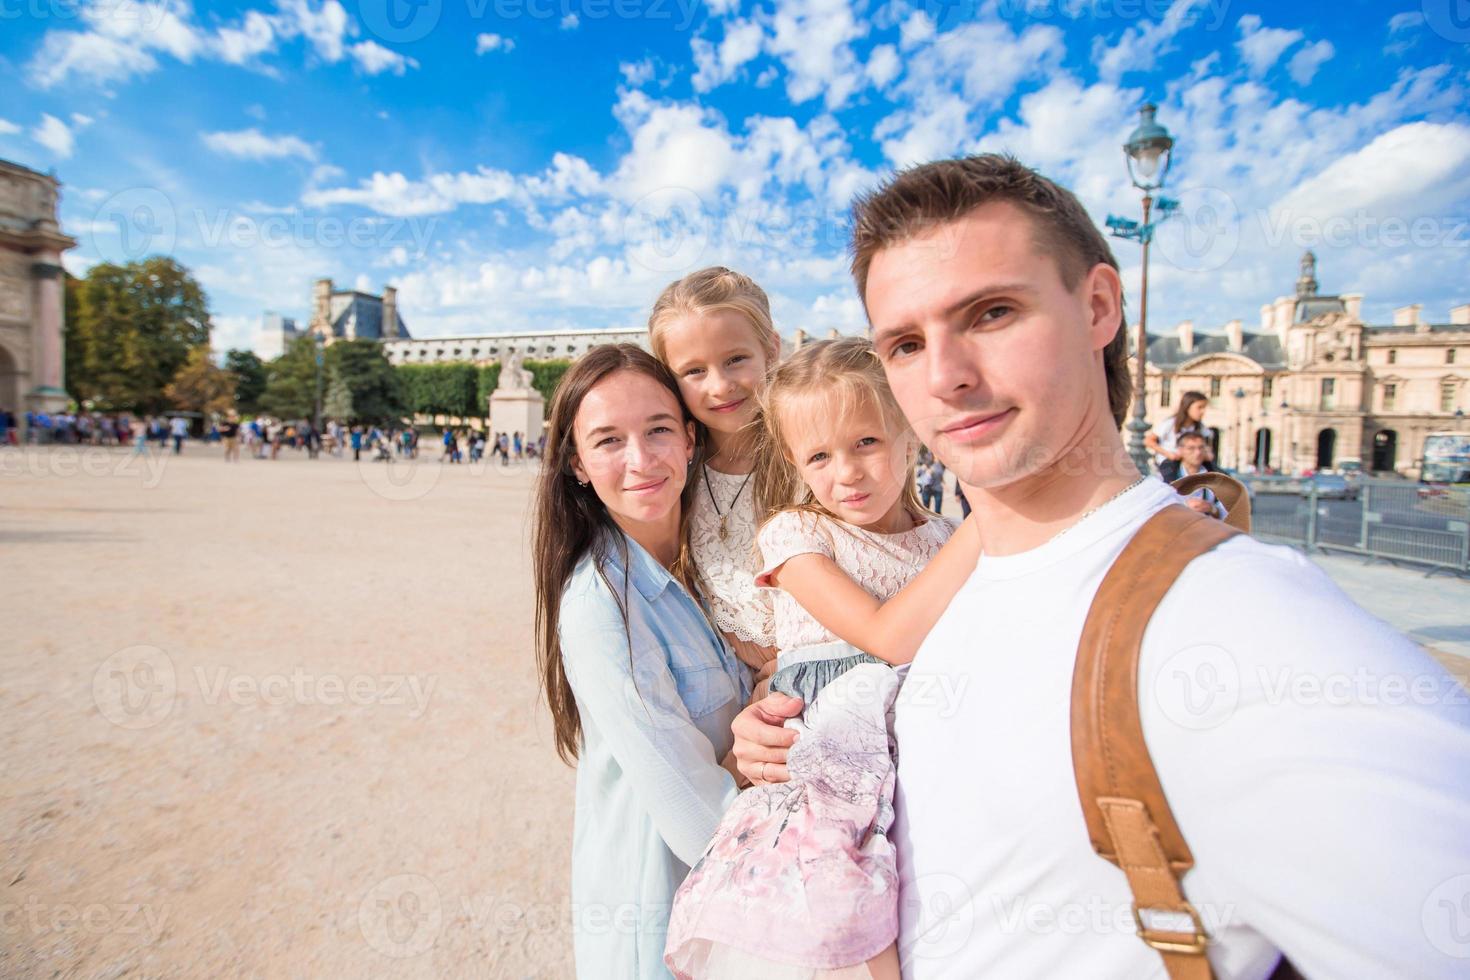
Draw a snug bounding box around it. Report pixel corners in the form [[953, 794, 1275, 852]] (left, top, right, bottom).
[[498, 351, 534, 392]]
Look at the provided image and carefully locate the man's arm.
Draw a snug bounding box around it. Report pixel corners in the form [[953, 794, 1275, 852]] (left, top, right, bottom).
[[1142, 544, 1470, 977]]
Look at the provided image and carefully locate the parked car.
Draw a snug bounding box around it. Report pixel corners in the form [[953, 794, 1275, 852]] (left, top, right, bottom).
[[1300, 473, 1359, 501]]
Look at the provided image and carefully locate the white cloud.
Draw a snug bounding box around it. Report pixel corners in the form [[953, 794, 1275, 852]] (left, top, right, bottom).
[[349, 40, 417, 75], [1387, 12, 1424, 33], [611, 95, 738, 201], [692, 19, 764, 92], [70, 112, 95, 127], [560, 13, 579, 29], [865, 43, 899, 89], [1287, 40, 1334, 85], [203, 128, 318, 161], [766, 0, 868, 109], [1270, 122, 1470, 226], [0, 118, 19, 135], [1093, 0, 1213, 82], [213, 10, 276, 65], [303, 167, 522, 216], [476, 33, 514, 54], [278, 0, 350, 64], [1235, 14, 1302, 77], [32, 114, 75, 157], [620, 58, 655, 86]]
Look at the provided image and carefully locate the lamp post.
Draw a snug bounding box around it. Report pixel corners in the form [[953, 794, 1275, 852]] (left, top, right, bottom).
[[1107, 103, 1179, 474], [1232, 386, 1247, 469], [314, 335, 325, 434]]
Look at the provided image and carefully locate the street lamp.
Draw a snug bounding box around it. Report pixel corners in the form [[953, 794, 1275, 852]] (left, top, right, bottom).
[[1108, 103, 1179, 474], [1232, 386, 1247, 469], [314, 335, 325, 434]]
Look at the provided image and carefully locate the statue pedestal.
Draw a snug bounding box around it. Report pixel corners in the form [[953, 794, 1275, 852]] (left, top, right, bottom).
[[488, 388, 545, 447]]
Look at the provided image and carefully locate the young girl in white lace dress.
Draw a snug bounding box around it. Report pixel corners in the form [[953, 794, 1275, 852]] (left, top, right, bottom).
[[648, 268, 785, 678], [665, 338, 982, 980]]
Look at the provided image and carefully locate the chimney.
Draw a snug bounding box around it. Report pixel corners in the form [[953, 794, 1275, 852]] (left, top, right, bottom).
[[1451, 304, 1470, 326], [1393, 304, 1423, 327], [825, 327, 839, 340], [1342, 292, 1363, 321], [312, 278, 333, 337], [381, 285, 398, 339], [793, 328, 808, 351], [1260, 303, 1273, 331], [1176, 320, 1194, 354], [1226, 318, 1243, 351]]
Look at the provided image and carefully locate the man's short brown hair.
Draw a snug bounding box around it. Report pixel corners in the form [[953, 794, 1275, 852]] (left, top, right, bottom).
[[850, 154, 1132, 426]]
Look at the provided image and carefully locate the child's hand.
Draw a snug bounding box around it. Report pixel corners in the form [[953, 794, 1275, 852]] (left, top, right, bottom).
[[732, 692, 803, 785]]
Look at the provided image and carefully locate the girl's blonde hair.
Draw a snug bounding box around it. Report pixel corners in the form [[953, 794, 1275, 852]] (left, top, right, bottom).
[[647, 267, 782, 367], [755, 336, 925, 523]]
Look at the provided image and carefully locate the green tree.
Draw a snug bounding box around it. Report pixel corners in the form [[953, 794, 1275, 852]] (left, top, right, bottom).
[[164, 346, 236, 416], [323, 366, 355, 421], [65, 257, 212, 412], [397, 362, 479, 419], [224, 349, 267, 413], [325, 339, 403, 424], [526, 359, 572, 403], [258, 335, 318, 420], [476, 363, 501, 416]]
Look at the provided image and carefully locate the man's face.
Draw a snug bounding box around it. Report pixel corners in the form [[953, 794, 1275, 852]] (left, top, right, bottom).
[[1179, 436, 1206, 467], [864, 201, 1123, 490]]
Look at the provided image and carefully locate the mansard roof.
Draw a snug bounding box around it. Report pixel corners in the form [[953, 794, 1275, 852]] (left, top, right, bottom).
[[1134, 331, 1286, 370]]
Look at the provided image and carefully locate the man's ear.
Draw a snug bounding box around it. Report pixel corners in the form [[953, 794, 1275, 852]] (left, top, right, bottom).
[[1085, 263, 1125, 353]]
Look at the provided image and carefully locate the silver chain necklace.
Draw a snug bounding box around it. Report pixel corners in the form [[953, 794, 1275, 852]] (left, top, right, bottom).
[[1045, 477, 1148, 546]]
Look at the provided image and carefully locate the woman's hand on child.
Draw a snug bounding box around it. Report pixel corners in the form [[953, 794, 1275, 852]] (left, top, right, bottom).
[[732, 693, 803, 785]]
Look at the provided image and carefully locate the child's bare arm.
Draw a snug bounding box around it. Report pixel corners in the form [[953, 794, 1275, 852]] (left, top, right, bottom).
[[764, 517, 981, 665]]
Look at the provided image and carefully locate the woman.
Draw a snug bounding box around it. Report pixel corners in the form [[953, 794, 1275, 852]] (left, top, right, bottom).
[[1145, 390, 1213, 467], [533, 344, 751, 979]]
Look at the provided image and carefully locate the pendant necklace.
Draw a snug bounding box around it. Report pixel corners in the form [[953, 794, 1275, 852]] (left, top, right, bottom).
[[703, 461, 754, 541]]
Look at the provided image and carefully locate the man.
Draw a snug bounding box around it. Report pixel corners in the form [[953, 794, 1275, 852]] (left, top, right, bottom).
[[732, 155, 1470, 977], [1160, 430, 1221, 483], [169, 415, 188, 454], [220, 413, 241, 463]]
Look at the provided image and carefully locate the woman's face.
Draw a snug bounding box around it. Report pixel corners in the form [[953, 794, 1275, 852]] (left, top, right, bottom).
[[1187, 398, 1209, 423], [659, 311, 770, 440], [570, 369, 695, 530]]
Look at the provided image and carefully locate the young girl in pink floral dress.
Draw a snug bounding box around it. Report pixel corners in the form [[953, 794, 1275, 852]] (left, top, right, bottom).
[[665, 338, 982, 980]]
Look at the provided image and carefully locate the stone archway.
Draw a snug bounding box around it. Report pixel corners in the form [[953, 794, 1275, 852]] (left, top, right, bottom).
[[1253, 428, 1272, 470], [1316, 428, 1337, 471], [1371, 429, 1398, 473], [0, 343, 19, 415]]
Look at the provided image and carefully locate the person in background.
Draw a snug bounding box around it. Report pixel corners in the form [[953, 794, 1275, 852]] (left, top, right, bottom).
[[954, 476, 970, 518], [169, 415, 188, 454], [1145, 390, 1213, 469], [220, 413, 241, 462]]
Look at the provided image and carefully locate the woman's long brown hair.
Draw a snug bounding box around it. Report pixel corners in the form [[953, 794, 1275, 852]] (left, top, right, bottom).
[[532, 343, 703, 765], [1171, 390, 1209, 437]]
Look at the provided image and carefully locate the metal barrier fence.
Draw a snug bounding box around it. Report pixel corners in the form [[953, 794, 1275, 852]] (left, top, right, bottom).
[[1243, 476, 1470, 574]]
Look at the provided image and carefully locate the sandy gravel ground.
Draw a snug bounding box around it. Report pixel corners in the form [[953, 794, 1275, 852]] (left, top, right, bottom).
[[1, 442, 576, 978]]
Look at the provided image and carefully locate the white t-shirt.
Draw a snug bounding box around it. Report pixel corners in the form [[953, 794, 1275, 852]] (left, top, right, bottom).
[[893, 478, 1470, 978]]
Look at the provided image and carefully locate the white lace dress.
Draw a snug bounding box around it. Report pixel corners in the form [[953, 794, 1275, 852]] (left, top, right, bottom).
[[689, 466, 776, 652], [666, 508, 955, 978]]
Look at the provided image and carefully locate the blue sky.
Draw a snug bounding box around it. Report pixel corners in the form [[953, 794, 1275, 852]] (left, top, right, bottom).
[[3, 0, 1468, 356]]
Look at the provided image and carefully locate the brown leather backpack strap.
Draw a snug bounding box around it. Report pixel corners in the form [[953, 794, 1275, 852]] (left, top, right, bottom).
[[1171, 472, 1253, 533], [1071, 505, 1240, 979]]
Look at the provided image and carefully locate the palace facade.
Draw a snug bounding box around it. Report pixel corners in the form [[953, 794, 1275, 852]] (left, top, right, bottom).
[[1132, 253, 1470, 476], [0, 159, 76, 415]]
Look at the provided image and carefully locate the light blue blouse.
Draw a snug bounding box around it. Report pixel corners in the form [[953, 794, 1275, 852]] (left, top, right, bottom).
[[559, 529, 751, 979]]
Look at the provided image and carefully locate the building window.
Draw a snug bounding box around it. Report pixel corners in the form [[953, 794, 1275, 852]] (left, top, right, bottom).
[[1387, 349, 1397, 364], [1262, 377, 1273, 403], [1383, 384, 1396, 411], [1209, 377, 1221, 398], [1443, 382, 1458, 414], [1449, 349, 1458, 365], [1160, 376, 1172, 407], [1320, 377, 1336, 410]]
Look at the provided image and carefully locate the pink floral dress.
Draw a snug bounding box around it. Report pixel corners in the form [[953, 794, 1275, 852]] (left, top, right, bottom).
[[665, 509, 954, 978]]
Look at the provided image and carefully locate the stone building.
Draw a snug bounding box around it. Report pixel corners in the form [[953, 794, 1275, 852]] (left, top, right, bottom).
[[0, 159, 76, 415], [381, 326, 647, 365], [1132, 252, 1470, 476], [307, 278, 410, 344]]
